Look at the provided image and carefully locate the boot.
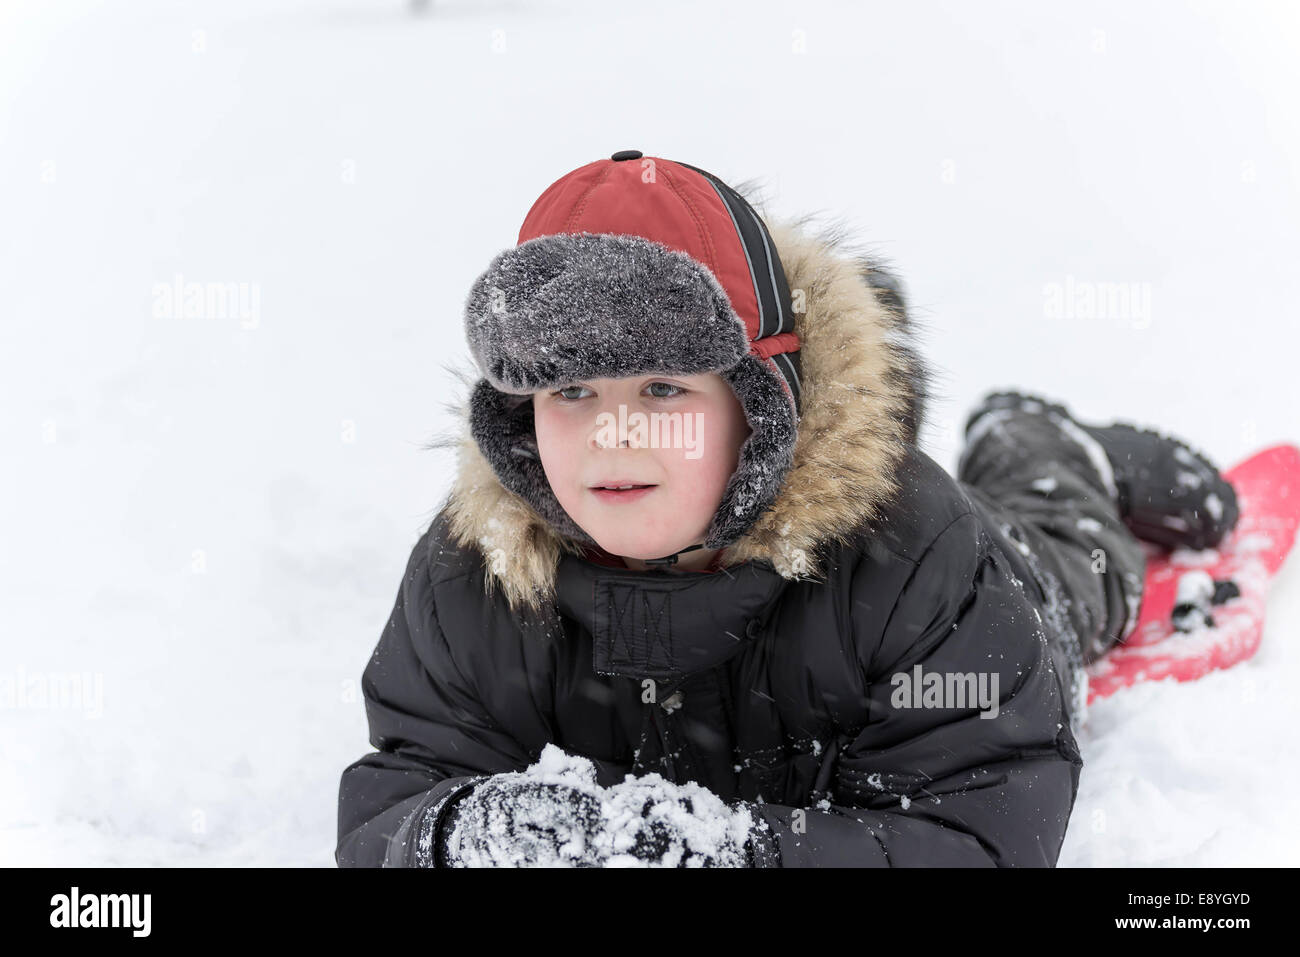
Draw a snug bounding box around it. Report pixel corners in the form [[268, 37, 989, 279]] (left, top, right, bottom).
[[965, 390, 1241, 551]]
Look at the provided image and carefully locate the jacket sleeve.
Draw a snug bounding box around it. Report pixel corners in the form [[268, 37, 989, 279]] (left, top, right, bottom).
[[750, 511, 1083, 867], [335, 524, 535, 867]]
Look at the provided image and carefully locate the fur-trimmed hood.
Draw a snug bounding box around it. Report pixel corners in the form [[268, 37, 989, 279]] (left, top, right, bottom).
[[430, 205, 932, 614]]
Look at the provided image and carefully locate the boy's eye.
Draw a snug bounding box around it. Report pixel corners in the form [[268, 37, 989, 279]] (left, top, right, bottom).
[[552, 383, 683, 401]]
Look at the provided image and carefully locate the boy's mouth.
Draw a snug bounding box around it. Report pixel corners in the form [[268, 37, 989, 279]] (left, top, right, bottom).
[[588, 482, 657, 503]]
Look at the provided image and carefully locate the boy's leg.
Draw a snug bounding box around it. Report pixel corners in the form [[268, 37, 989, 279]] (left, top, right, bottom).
[[956, 397, 1148, 728]]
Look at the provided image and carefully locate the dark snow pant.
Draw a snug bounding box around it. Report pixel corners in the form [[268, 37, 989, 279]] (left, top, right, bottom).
[[956, 398, 1147, 732]]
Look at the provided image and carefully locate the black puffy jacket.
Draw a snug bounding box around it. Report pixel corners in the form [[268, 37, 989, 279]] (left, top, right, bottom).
[[336, 217, 1083, 868]]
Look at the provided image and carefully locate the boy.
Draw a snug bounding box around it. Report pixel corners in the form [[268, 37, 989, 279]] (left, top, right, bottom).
[[336, 152, 1238, 867]]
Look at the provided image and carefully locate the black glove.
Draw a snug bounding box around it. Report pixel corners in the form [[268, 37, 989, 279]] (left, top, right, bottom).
[[437, 774, 606, 867], [431, 745, 782, 868], [596, 774, 780, 867]]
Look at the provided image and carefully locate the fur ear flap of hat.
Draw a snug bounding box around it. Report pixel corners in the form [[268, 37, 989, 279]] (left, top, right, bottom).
[[462, 153, 803, 552]]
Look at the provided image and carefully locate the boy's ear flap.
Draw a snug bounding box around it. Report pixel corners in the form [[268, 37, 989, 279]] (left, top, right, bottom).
[[705, 355, 799, 548], [468, 378, 596, 545]]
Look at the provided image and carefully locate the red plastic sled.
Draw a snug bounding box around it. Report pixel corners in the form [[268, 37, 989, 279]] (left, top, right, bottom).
[[1086, 443, 1300, 703]]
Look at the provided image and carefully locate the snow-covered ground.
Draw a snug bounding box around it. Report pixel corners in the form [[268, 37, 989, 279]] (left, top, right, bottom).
[[2, 0, 1297, 866]]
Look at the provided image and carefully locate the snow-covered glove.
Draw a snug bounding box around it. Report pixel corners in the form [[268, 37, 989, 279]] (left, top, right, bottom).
[[596, 774, 778, 868], [433, 744, 780, 868], [437, 774, 606, 867]]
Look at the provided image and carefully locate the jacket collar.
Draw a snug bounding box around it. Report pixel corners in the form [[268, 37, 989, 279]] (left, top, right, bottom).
[[437, 210, 930, 614], [554, 554, 788, 683]]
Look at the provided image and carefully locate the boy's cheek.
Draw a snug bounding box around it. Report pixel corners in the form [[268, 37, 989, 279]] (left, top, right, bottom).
[[661, 462, 728, 516], [533, 415, 583, 472]]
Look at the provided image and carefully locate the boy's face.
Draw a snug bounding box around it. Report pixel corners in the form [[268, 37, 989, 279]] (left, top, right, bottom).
[[532, 372, 752, 562]]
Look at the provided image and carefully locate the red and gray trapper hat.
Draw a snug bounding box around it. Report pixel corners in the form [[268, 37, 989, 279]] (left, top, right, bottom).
[[464, 150, 802, 563]]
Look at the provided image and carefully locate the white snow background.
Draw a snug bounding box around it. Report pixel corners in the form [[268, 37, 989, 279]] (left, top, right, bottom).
[[2, 0, 1298, 866]]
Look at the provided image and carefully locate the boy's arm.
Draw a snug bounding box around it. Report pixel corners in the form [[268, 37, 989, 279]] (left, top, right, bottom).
[[749, 512, 1083, 867], [336, 527, 533, 868]]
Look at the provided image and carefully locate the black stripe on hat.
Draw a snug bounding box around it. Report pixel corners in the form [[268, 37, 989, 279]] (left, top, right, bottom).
[[673, 161, 797, 341], [773, 350, 803, 409], [673, 160, 801, 414], [691, 172, 769, 338]]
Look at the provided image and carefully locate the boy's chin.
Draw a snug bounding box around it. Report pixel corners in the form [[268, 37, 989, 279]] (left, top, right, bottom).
[[590, 535, 697, 562], [597, 543, 671, 561]]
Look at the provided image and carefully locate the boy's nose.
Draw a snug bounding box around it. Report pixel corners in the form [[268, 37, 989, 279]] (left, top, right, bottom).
[[588, 412, 641, 450], [589, 432, 639, 450]]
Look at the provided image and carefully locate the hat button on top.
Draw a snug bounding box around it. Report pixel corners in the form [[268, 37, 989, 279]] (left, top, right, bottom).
[[610, 149, 643, 161]]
